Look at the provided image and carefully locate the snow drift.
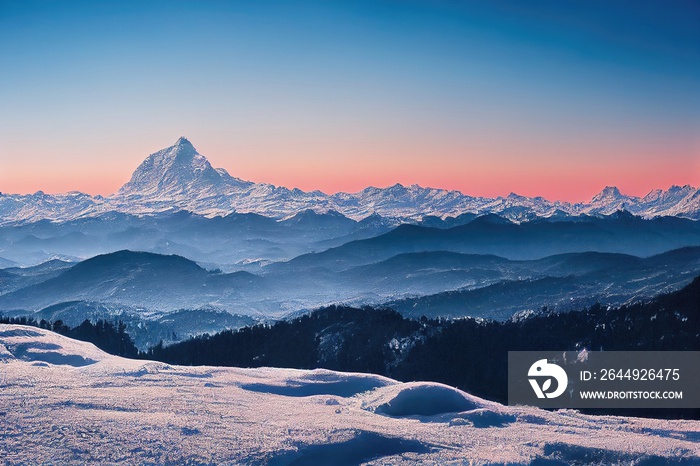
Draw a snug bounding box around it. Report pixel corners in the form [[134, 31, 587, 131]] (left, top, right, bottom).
[[0, 324, 698, 465]]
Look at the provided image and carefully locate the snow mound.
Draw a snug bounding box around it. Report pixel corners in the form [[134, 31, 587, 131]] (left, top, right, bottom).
[[268, 431, 431, 466], [371, 382, 482, 417], [0, 324, 108, 366], [242, 368, 395, 397], [449, 407, 517, 428]]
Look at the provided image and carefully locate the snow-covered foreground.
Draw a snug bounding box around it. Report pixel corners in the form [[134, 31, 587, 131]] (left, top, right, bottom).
[[0, 325, 698, 465]]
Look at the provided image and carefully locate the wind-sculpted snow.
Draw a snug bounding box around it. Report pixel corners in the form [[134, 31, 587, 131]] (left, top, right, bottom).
[[1, 324, 698, 465], [242, 369, 394, 397]]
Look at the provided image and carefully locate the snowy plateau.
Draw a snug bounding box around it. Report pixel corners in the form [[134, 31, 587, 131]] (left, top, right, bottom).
[[1, 137, 699, 225], [1, 324, 699, 465]]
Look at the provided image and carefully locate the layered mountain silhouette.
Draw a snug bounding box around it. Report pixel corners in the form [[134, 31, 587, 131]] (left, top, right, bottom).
[[277, 212, 700, 271], [2, 245, 699, 326], [1, 137, 699, 224]]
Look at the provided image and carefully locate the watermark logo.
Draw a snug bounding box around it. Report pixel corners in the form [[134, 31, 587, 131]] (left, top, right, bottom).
[[528, 358, 568, 399], [510, 351, 698, 408]]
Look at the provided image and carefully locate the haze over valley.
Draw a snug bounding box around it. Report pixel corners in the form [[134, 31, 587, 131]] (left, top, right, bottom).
[[1, 139, 699, 349]]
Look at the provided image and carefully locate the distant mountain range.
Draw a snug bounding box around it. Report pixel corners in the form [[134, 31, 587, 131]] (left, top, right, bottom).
[[2, 243, 699, 326], [1, 137, 698, 225], [2, 137, 699, 346]]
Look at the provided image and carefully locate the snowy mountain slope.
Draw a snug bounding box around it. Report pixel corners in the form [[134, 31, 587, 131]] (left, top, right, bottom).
[[1, 324, 698, 465], [110, 136, 339, 219], [638, 184, 700, 218], [583, 186, 637, 215], [1, 137, 698, 225], [0, 190, 107, 225], [117, 137, 253, 198]]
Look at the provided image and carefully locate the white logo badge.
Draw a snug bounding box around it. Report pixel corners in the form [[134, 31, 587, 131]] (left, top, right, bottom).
[[528, 359, 568, 399]]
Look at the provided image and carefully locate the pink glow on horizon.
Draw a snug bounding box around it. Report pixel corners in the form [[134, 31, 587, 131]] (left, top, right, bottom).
[[1, 136, 697, 204]]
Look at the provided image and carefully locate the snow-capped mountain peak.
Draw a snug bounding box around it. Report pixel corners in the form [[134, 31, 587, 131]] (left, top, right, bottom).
[[584, 186, 640, 215], [591, 186, 624, 203], [174, 135, 191, 146], [116, 137, 249, 199], [0, 138, 698, 224]]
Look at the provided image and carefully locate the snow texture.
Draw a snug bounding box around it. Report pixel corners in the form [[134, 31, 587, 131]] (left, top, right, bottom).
[[1, 324, 698, 465]]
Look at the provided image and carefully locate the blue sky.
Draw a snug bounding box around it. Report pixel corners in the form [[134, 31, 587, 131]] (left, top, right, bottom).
[[1, 0, 698, 200]]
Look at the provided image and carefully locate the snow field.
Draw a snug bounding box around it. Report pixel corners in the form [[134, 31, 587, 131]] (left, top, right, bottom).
[[0, 324, 698, 465]]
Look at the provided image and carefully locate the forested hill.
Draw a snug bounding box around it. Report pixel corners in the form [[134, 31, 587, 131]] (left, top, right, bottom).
[[143, 276, 700, 418]]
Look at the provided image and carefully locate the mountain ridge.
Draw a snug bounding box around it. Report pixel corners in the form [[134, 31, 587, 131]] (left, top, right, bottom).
[[1, 137, 698, 225], [3, 242, 699, 321]]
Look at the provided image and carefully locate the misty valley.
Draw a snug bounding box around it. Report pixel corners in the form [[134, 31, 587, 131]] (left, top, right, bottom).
[[2, 209, 700, 349]]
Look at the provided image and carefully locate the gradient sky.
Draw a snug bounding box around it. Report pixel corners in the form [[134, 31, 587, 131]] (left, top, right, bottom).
[[1, 0, 698, 202]]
